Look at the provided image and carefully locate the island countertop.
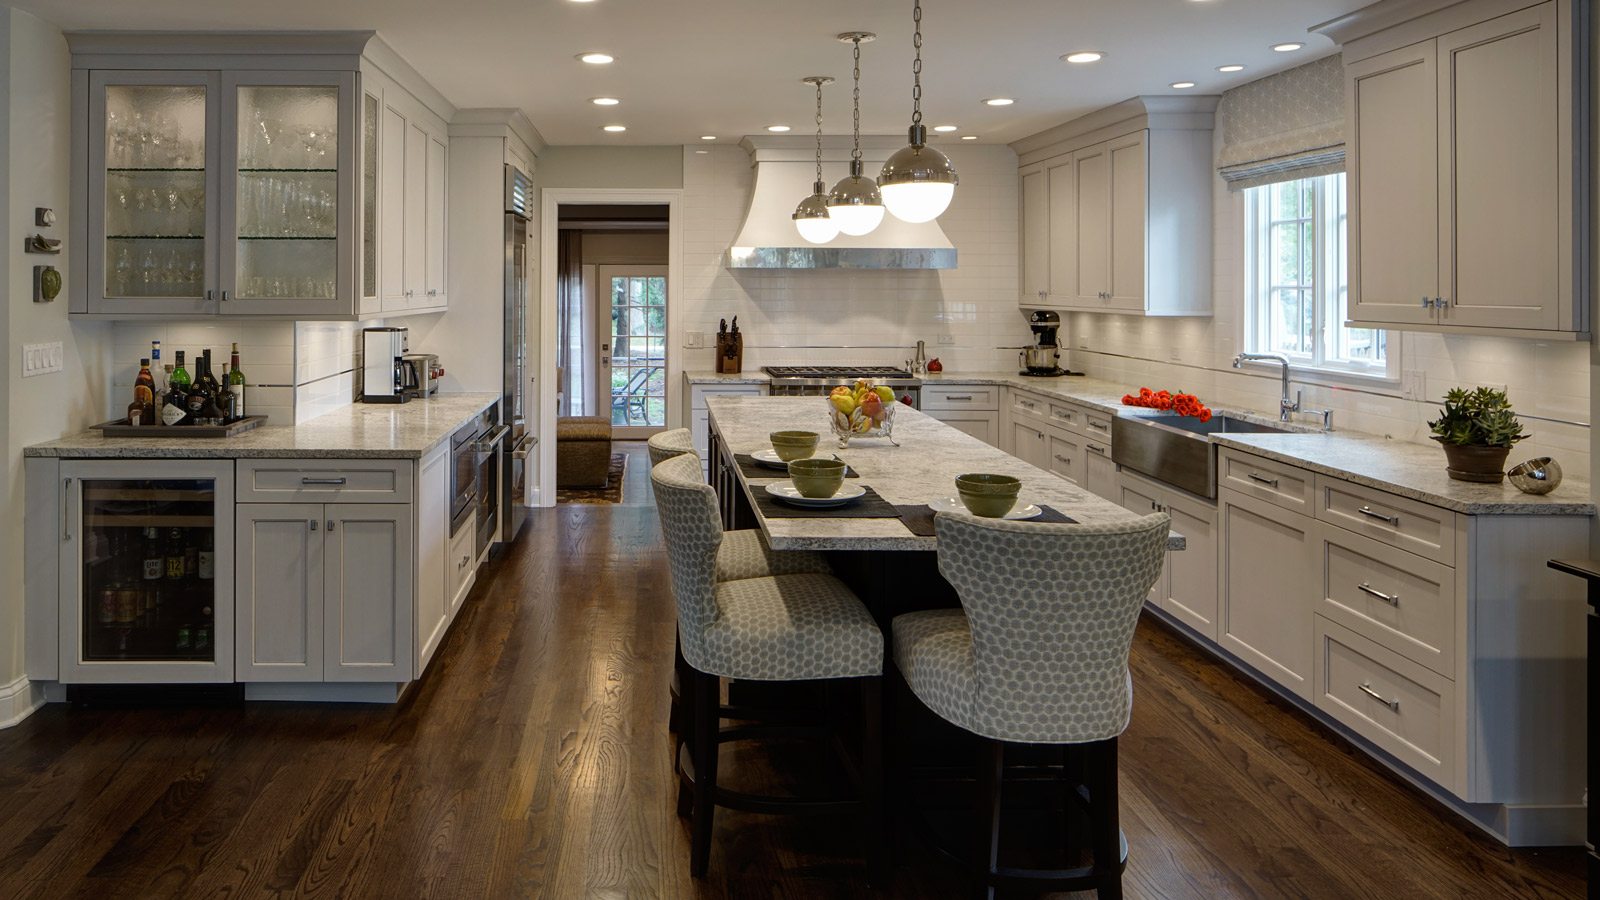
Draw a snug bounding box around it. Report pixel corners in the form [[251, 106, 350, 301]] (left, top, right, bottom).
[[24, 392, 501, 460], [707, 396, 1185, 552]]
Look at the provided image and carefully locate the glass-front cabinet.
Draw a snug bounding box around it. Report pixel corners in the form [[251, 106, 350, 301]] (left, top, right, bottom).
[[77, 67, 357, 318], [58, 461, 235, 682]]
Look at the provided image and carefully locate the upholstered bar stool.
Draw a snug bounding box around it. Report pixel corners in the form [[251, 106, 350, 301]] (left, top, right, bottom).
[[651, 453, 886, 881], [892, 512, 1170, 899]]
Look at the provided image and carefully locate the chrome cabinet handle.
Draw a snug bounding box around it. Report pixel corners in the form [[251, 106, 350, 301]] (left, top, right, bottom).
[[206, 289, 216, 302], [310, 519, 318, 531], [1358, 682, 1399, 711], [1054, 454, 1071, 464], [302, 477, 348, 485], [62, 477, 73, 540], [1357, 582, 1399, 606], [1247, 472, 1279, 488], [1357, 505, 1399, 525], [1437, 297, 1449, 308], [427, 289, 438, 297], [945, 395, 974, 401], [220, 290, 231, 302], [1088, 420, 1109, 432], [1421, 295, 1431, 308], [1086, 443, 1107, 455], [327, 520, 336, 532]]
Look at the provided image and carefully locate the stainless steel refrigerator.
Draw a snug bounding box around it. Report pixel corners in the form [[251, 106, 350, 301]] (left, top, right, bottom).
[[503, 165, 533, 542]]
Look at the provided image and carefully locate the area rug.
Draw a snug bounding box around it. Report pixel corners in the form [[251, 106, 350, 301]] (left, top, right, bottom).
[[556, 453, 626, 505]]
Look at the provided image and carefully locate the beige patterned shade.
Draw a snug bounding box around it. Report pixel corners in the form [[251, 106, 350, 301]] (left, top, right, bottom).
[[1216, 54, 1345, 191]]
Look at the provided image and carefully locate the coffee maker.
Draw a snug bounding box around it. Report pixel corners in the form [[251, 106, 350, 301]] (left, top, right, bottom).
[[1018, 310, 1083, 377], [361, 326, 411, 403]]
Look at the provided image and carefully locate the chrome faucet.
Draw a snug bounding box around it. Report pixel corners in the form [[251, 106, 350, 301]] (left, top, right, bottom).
[[1233, 353, 1302, 423]]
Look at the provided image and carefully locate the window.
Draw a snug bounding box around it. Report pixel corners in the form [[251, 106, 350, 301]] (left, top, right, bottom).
[[1244, 173, 1395, 379]]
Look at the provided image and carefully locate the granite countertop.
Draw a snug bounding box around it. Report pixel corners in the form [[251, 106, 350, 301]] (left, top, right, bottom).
[[683, 370, 771, 385], [707, 397, 1185, 552], [25, 392, 502, 460]]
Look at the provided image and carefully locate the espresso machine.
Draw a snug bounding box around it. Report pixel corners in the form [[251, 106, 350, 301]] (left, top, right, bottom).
[[361, 326, 411, 403], [1018, 310, 1082, 377]]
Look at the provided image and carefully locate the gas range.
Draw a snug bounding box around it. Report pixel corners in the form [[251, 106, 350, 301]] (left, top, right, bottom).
[[763, 365, 922, 406]]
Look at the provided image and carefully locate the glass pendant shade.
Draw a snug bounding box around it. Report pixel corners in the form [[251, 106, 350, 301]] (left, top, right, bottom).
[[827, 160, 885, 237], [881, 125, 959, 223], [793, 181, 839, 244]]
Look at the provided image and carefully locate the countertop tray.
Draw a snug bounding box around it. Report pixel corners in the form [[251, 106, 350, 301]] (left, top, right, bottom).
[[95, 415, 267, 439]]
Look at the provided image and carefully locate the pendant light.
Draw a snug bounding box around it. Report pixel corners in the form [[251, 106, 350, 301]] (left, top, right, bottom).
[[793, 76, 839, 244], [827, 32, 885, 237], [880, 0, 959, 223]]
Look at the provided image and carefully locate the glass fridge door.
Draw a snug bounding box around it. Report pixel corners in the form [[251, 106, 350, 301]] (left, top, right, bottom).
[[60, 463, 234, 683]]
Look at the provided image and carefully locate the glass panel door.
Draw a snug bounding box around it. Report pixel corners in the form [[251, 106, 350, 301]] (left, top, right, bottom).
[[598, 265, 668, 437], [234, 83, 339, 302]]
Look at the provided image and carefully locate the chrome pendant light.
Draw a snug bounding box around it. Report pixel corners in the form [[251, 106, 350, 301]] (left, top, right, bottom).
[[827, 31, 885, 237], [880, 0, 958, 223], [793, 76, 839, 245]]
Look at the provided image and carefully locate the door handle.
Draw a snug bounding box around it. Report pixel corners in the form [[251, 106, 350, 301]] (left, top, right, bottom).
[[1357, 505, 1399, 526], [220, 290, 230, 302], [310, 519, 318, 531], [327, 520, 336, 532], [1357, 582, 1399, 606], [207, 289, 216, 302], [1358, 682, 1399, 711]]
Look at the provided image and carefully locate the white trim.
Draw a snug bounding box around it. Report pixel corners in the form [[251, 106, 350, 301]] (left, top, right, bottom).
[[539, 188, 683, 508], [0, 676, 45, 729]]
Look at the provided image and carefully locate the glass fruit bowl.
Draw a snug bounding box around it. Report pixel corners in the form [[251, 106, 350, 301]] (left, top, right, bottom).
[[826, 382, 899, 447]]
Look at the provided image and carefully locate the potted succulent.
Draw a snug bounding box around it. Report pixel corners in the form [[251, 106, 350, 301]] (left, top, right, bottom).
[[1427, 387, 1529, 483]]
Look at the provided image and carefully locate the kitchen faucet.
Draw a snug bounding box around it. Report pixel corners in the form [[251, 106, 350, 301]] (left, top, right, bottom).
[[1232, 353, 1331, 430]]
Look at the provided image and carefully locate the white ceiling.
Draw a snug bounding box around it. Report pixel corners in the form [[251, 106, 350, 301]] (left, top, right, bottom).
[[17, 0, 1369, 146]]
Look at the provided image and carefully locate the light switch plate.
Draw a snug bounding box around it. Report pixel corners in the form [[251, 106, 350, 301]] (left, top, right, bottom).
[[22, 341, 64, 377], [685, 331, 706, 349], [937, 334, 955, 345]]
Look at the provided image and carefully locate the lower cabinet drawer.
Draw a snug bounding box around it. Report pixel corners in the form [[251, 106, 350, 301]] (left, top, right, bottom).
[[1219, 449, 1314, 514], [1317, 476, 1455, 566], [448, 513, 477, 608], [1318, 527, 1455, 677], [1314, 616, 1454, 787], [923, 384, 1000, 411], [238, 459, 414, 504]]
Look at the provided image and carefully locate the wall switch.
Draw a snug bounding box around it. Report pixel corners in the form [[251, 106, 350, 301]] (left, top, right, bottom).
[[1402, 369, 1426, 401], [686, 331, 706, 349], [937, 334, 955, 345], [22, 341, 64, 377]]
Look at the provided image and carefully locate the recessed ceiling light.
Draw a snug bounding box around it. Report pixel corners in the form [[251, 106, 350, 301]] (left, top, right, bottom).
[[766, 124, 791, 132], [577, 52, 614, 64], [700, 135, 716, 141], [1170, 81, 1197, 89], [1217, 64, 1246, 73], [569, 0, 597, 3], [591, 97, 620, 106], [602, 124, 626, 132], [983, 98, 1014, 106], [1062, 51, 1104, 64], [933, 124, 958, 132], [961, 135, 979, 141], [1272, 42, 1304, 52]]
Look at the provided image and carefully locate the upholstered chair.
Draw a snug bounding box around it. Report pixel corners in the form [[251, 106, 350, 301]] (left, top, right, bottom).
[[651, 453, 886, 881], [646, 428, 696, 468], [892, 511, 1170, 900]]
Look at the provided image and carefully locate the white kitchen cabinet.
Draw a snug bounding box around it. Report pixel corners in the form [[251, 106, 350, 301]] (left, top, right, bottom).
[[922, 383, 1000, 447], [403, 123, 427, 308], [1019, 165, 1050, 306], [1046, 157, 1077, 302], [1047, 429, 1083, 486], [1072, 143, 1110, 304], [1119, 469, 1220, 639], [236, 503, 324, 681], [686, 380, 767, 473], [415, 443, 450, 675], [1081, 440, 1117, 501], [931, 411, 999, 447], [1117, 474, 1168, 606], [1010, 419, 1049, 470], [1218, 485, 1318, 699], [1107, 132, 1148, 311], [379, 101, 407, 310], [425, 133, 448, 305], [1337, 0, 1585, 337]]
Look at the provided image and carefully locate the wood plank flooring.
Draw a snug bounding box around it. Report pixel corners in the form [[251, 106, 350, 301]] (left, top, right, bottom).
[[0, 442, 1586, 898]]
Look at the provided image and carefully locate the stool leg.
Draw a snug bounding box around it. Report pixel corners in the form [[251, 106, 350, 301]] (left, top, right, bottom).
[[1089, 737, 1123, 900], [861, 677, 887, 888], [975, 739, 1003, 900], [690, 669, 720, 878], [673, 635, 693, 820]]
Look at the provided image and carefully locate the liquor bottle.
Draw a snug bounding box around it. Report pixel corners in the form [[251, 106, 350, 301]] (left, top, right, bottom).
[[163, 352, 192, 426], [217, 364, 237, 423], [165, 527, 187, 580], [228, 342, 247, 419], [197, 530, 215, 581], [141, 527, 163, 627], [127, 358, 155, 425], [199, 349, 220, 396], [150, 340, 165, 399]]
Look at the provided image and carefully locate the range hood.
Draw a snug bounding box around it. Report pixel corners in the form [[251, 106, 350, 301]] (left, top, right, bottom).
[[727, 135, 957, 270]]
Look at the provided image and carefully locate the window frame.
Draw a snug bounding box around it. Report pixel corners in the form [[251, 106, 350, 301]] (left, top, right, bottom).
[[1242, 173, 1400, 385]]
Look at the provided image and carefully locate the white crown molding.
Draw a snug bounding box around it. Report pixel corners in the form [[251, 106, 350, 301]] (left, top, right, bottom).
[[1010, 95, 1220, 166], [450, 108, 548, 159], [0, 676, 43, 729]]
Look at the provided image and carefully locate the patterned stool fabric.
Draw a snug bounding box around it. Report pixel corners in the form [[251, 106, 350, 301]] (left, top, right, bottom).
[[715, 530, 831, 582], [893, 512, 1169, 744], [647, 428, 696, 467]]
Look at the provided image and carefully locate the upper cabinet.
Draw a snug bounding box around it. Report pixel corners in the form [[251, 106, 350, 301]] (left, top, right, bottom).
[[1012, 97, 1216, 316], [68, 33, 454, 320], [1325, 0, 1586, 338]]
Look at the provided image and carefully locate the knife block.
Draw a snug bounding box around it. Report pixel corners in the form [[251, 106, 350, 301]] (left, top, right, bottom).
[[715, 333, 743, 374]]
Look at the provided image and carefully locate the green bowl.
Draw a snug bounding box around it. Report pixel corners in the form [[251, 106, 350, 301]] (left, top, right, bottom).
[[770, 430, 821, 462], [958, 490, 1019, 518], [955, 473, 1022, 496], [788, 457, 846, 498]]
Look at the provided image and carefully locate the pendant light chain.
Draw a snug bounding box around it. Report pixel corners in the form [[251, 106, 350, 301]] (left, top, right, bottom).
[[911, 0, 923, 127], [851, 36, 863, 165], [815, 80, 825, 181]]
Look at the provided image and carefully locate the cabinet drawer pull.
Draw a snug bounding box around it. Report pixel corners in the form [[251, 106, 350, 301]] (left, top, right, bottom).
[[1053, 454, 1071, 464], [1247, 472, 1279, 488], [945, 394, 974, 401], [301, 477, 348, 485], [1086, 443, 1107, 455], [1088, 420, 1109, 432], [1358, 682, 1400, 711], [1357, 582, 1399, 606], [1357, 505, 1399, 525]]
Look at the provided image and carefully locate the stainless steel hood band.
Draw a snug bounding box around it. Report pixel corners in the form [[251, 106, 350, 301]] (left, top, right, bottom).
[[727, 246, 956, 269]]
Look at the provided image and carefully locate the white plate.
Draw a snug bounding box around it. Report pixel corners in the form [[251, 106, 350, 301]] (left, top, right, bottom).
[[765, 481, 867, 508], [927, 496, 1043, 520], [751, 448, 793, 469]]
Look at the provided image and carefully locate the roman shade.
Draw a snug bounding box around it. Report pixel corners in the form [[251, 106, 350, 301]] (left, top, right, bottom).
[[1216, 54, 1345, 190]]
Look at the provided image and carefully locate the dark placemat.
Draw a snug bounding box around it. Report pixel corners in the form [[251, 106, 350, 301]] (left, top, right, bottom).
[[895, 504, 1078, 537], [735, 453, 858, 480], [753, 484, 902, 518]]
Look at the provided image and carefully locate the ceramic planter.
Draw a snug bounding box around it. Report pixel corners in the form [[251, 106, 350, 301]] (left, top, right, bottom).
[[1432, 437, 1511, 484]]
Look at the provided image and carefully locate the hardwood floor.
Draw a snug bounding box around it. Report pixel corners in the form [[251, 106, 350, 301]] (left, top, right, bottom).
[[0, 443, 1586, 898]]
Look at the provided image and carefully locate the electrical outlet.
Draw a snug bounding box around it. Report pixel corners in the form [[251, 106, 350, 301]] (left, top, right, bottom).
[[22, 341, 64, 377], [1402, 369, 1426, 401], [937, 334, 955, 345]]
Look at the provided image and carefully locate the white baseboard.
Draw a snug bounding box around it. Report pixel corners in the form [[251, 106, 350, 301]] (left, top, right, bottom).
[[0, 675, 45, 729]]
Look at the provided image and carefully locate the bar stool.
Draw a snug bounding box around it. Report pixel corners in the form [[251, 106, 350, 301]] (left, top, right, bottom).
[[651, 453, 886, 881], [892, 512, 1170, 899]]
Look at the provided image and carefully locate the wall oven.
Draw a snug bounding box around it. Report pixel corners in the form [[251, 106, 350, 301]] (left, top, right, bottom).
[[451, 407, 507, 555], [449, 420, 482, 538]]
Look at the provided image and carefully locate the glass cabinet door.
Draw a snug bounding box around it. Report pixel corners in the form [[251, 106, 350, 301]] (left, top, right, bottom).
[[59, 462, 234, 683], [87, 71, 220, 315], [220, 72, 356, 316]]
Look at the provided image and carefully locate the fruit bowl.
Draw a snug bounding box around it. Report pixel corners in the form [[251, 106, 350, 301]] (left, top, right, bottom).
[[827, 380, 899, 447]]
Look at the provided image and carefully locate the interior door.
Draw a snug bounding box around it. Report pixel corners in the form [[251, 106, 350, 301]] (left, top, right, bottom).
[[597, 265, 669, 439]]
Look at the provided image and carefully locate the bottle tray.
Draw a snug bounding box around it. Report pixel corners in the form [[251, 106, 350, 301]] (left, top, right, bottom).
[[95, 415, 268, 438]]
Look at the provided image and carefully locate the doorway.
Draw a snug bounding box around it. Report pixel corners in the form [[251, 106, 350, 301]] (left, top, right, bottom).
[[597, 265, 668, 437]]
